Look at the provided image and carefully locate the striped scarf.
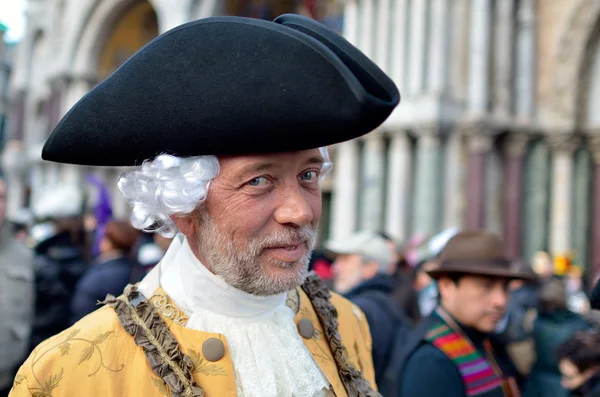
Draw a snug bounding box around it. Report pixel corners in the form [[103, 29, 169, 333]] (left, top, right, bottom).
[[425, 321, 505, 396]]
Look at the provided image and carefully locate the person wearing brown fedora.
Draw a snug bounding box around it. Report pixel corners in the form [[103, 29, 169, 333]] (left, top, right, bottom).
[[398, 230, 535, 397]]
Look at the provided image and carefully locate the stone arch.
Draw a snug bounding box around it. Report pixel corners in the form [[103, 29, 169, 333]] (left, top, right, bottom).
[[71, 0, 159, 79], [96, 1, 158, 79], [549, 0, 600, 131]]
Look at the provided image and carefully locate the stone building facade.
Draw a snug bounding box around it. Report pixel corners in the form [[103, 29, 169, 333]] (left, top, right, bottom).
[[327, 0, 600, 284], [5, 0, 600, 281], [1, 0, 343, 240]]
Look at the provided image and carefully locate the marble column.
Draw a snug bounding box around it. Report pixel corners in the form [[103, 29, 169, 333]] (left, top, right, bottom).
[[485, 147, 503, 235], [588, 134, 600, 282], [358, 0, 375, 58], [503, 132, 530, 259], [548, 133, 580, 257], [572, 147, 591, 274], [449, 0, 469, 101], [515, 0, 536, 120], [412, 125, 441, 235], [360, 132, 386, 232], [63, 76, 94, 115], [443, 130, 466, 229], [375, 0, 391, 72], [342, 0, 359, 46], [46, 79, 64, 136], [154, 0, 193, 33], [330, 140, 360, 240], [523, 140, 550, 264], [390, 0, 408, 89], [465, 126, 495, 229], [1, 141, 28, 217], [7, 91, 25, 141], [408, 0, 427, 95], [428, 0, 450, 94], [493, 0, 514, 118], [385, 130, 412, 242], [468, 0, 492, 113]]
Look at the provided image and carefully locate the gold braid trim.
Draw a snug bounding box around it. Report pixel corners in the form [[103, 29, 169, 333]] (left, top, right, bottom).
[[126, 298, 196, 397], [102, 287, 203, 397], [301, 272, 381, 397]]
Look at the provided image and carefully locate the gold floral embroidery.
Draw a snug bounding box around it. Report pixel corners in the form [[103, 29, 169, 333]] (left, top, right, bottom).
[[28, 328, 124, 396], [13, 373, 25, 386], [152, 377, 170, 396], [187, 348, 227, 376], [150, 292, 189, 326], [29, 369, 63, 397]]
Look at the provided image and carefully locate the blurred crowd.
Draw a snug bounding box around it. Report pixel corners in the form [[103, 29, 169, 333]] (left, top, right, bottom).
[[3, 173, 600, 396], [0, 178, 172, 396], [312, 229, 600, 397]]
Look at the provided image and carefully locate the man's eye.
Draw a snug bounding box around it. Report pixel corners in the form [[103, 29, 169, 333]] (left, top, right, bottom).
[[300, 171, 318, 181], [248, 177, 268, 186]]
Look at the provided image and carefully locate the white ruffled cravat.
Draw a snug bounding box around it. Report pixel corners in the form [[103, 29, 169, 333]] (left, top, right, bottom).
[[145, 234, 331, 397]]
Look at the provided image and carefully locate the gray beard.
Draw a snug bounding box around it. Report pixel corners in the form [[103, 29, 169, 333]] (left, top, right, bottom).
[[194, 209, 317, 296]]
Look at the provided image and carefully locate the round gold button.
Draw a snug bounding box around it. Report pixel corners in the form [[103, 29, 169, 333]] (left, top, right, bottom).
[[297, 318, 315, 339], [202, 338, 225, 362]]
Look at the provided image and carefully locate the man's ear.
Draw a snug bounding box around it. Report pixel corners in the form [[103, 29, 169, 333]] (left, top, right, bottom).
[[170, 214, 196, 238]]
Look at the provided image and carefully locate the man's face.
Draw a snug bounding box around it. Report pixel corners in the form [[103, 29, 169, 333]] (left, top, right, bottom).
[[193, 149, 324, 296], [332, 253, 365, 294], [439, 275, 510, 333]]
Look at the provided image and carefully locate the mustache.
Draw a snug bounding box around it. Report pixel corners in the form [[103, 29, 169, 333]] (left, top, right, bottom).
[[250, 226, 317, 253]]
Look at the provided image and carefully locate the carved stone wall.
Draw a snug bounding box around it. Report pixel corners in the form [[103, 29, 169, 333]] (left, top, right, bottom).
[[547, 0, 600, 129]]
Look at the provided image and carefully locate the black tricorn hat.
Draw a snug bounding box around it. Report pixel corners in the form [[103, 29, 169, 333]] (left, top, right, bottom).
[[42, 14, 400, 166], [424, 230, 537, 281]]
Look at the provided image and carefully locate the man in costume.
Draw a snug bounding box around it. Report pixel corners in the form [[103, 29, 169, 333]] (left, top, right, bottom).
[[9, 13, 399, 397], [399, 231, 533, 397]]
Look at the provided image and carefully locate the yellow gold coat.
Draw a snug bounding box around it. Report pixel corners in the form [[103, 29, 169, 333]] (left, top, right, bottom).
[[9, 287, 376, 397]]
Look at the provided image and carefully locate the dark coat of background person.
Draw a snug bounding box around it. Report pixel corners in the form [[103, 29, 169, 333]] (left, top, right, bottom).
[[30, 227, 87, 351], [343, 273, 412, 389], [0, 224, 35, 397], [522, 310, 592, 397], [398, 313, 522, 397], [69, 220, 139, 324]]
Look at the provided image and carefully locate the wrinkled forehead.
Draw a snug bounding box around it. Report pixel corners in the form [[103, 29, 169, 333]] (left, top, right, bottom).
[[216, 148, 328, 174]]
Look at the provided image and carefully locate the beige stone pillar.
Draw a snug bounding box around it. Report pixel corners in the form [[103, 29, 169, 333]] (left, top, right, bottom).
[[548, 133, 580, 256], [468, 0, 492, 113], [385, 130, 412, 242], [360, 132, 386, 232], [408, 0, 427, 95], [330, 140, 360, 240]]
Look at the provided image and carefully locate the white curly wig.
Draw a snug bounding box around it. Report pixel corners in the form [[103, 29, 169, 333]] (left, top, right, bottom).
[[118, 147, 332, 237]]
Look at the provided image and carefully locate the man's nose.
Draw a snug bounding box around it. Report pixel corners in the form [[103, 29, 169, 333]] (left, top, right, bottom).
[[273, 186, 314, 227]]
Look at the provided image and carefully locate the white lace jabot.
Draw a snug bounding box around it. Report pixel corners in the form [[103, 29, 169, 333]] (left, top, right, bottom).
[[140, 234, 331, 397]]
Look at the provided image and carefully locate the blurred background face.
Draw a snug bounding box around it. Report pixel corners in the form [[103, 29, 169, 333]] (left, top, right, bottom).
[[559, 359, 597, 391], [439, 275, 510, 332], [333, 253, 367, 293], [414, 262, 435, 291]]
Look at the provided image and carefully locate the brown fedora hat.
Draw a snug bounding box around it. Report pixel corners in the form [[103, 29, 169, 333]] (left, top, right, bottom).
[[424, 230, 536, 281]]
